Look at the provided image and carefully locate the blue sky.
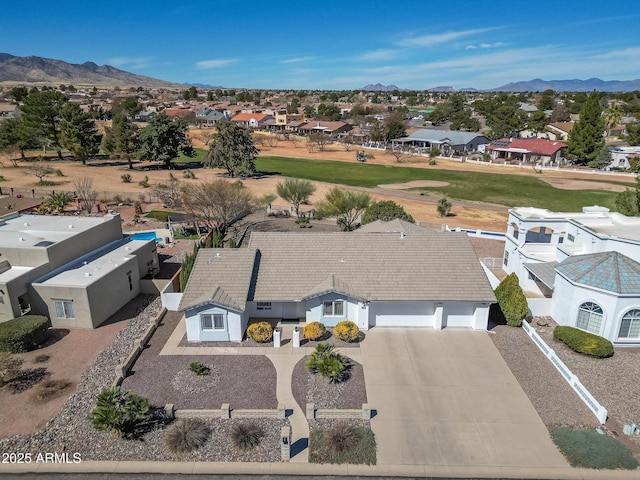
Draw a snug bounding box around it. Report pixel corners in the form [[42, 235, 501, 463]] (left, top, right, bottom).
[[3, 0, 640, 90]]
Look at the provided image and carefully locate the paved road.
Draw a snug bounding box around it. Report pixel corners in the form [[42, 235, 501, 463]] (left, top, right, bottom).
[[360, 328, 568, 469]]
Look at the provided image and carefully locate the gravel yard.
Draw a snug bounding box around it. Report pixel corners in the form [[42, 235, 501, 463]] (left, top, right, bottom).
[[490, 323, 599, 428], [291, 356, 367, 410]]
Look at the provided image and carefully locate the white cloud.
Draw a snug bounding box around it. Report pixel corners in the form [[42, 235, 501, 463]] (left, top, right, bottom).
[[357, 49, 399, 61], [107, 56, 153, 69], [465, 45, 477, 50], [398, 27, 500, 47], [479, 42, 506, 49], [195, 59, 238, 69], [280, 56, 313, 64]]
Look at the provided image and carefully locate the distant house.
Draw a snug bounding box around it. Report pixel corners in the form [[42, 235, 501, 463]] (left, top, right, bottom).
[[274, 112, 304, 131], [133, 110, 156, 123], [195, 107, 228, 127], [544, 122, 574, 141], [231, 113, 274, 128], [485, 138, 566, 165], [392, 129, 490, 155], [298, 121, 353, 136], [610, 146, 640, 170], [178, 230, 495, 342]]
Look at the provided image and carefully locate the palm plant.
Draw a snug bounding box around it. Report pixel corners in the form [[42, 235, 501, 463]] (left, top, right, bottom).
[[45, 191, 74, 213], [89, 387, 150, 437], [306, 342, 350, 382]]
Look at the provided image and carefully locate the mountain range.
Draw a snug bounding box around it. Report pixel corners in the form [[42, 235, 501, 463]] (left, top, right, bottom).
[[0, 53, 180, 88], [491, 78, 640, 92]]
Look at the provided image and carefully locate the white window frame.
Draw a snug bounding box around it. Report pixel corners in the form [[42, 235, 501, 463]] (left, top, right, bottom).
[[256, 302, 272, 311], [201, 313, 225, 331], [503, 250, 509, 266], [619, 309, 640, 339], [53, 299, 74, 319], [576, 302, 603, 335], [322, 300, 345, 317]]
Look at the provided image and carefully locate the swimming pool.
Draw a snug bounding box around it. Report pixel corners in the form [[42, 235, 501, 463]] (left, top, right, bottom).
[[130, 231, 158, 241]]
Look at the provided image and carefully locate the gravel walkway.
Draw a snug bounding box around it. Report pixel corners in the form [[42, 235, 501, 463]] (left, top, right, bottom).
[[291, 356, 367, 410], [534, 317, 640, 426], [0, 296, 284, 461], [490, 324, 599, 428]]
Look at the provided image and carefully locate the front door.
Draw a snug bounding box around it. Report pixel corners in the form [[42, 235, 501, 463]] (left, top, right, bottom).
[[283, 303, 298, 320]]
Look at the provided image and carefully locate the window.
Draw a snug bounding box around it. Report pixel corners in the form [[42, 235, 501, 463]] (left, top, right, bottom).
[[576, 302, 603, 334], [503, 250, 509, 266], [257, 302, 272, 311], [323, 300, 345, 316], [619, 309, 640, 339], [201, 313, 224, 330], [54, 300, 74, 319], [127, 271, 133, 291], [567, 233, 575, 243]]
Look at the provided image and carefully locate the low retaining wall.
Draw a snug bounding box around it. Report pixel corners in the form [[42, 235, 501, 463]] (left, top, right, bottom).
[[521, 321, 608, 424], [306, 403, 372, 420], [113, 308, 166, 388], [169, 403, 286, 420]]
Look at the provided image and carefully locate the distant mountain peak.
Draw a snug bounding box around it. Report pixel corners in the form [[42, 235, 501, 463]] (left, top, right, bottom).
[[361, 83, 400, 92], [492, 78, 640, 92]]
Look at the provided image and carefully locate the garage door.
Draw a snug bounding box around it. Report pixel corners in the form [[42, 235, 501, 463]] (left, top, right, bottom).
[[443, 303, 474, 328], [370, 302, 435, 327]]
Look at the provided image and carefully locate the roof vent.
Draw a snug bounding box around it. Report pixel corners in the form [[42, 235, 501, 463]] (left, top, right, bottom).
[[83, 261, 88, 265], [68, 224, 74, 229], [18, 237, 25, 242], [400, 232, 405, 239], [85, 272, 92, 277], [23, 223, 30, 227], [216, 252, 221, 257], [339, 257, 346, 263]]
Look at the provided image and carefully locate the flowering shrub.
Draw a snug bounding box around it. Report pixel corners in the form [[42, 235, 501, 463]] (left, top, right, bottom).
[[334, 320, 359, 342], [246, 321, 273, 343], [303, 322, 326, 340]]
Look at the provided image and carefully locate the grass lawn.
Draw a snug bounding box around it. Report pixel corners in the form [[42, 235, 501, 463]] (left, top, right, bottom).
[[173, 147, 207, 164], [145, 210, 179, 222], [256, 156, 619, 211], [309, 425, 376, 465], [551, 427, 638, 470]]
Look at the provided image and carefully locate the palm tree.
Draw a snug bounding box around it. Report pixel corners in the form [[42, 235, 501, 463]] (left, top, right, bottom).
[[602, 103, 623, 137], [44, 191, 74, 214]]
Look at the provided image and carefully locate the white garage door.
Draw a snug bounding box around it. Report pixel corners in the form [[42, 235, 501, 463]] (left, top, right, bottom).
[[443, 303, 474, 328], [370, 302, 435, 327]]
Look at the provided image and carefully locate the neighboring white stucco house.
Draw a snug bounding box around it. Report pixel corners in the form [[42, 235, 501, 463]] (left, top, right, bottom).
[[179, 227, 496, 342], [503, 206, 640, 345]]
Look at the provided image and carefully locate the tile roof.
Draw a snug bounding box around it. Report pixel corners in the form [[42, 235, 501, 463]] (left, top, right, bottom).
[[487, 138, 566, 156], [178, 249, 257, 312], [358, 219, 437, 234], [231, 113, 272, 122], [556, 252, 640, 294], [248, 232, 495, 302], [404, 129, 489, 146]]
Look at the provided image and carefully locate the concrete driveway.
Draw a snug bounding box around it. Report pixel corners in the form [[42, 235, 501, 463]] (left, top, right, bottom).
[[360, 328, 568, 468]]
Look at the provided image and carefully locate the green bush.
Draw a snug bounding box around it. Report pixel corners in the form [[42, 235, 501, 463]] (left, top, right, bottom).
[[230, 422, 264, 451], [246, 321, 273, 343], [89, 387, 150, 437], [554, 326, 614, 358], [310, 425, 376, 465], [188, 361, 210, 376], [164, 418, 210, 454], [494, 273, 528, 327], [551, 427, 638, 469], [334, 320, 359, 342], [306, 343, 350, 382], [0, 315, 51, 353], [121, 173, 132, 183]]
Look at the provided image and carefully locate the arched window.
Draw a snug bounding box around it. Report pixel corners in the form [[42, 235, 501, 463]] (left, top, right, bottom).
[[576, 302, 603, 334], [619, 309, 640, 339]]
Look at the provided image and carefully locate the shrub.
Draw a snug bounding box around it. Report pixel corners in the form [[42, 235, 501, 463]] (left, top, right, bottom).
[[139, 175, 150, 188], [89, 387, 150, 437], [0, 315, 51, 353], [436, 197, 451, 217], [121, 174, 132, 183], [326, 422, 359, 453], [310, 425, 376, 465], [494, 273, 528, 327], [246, 321, 273, 343], [34, 379, 72, 402], [334, 321, 359, 342], [0, 352, 23, 387], [306, 343, 350, 382], [554, 326, 614, 358], [188, 361, 210, 376], [164, 418, 210, 454], [183, 169, 196, 179], [230, 422, 264, 452], [303, 321, 326, 341], [551, 427, 638, 469], [134, 200, 143, 214]]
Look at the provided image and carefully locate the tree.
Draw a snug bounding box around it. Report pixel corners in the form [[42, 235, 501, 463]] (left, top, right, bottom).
[[338, 133, 355, 151], [30, 159, 54, 185], [316, 188, 370, 231], [566, 91, 604, 165], [549, 103, 571, 123], [361, 200, 414, 224], [138, 113, 194, 168], [436, 198, 452, 217], [384, 113, 407, 141], [183, 86, 198, 100], [204, 122, 258, 177], [537, 90, 556, 111], [276, 178, 316, 216], [614, 176, 640, 216], [181, 180, 254, 237], [74, 177, 98, 214], [89, 387, 150, 438], [527, 110, 548, 133], [307, 132, 332, 152], [103, 113, 140, 169], [111, 96, 142, 117], [588, 147, 612, 170], [317, 103, 341, 121], [626, 122, 640, 146], [153, 173, 182, 208], [20, 90, 68, 158], [59, 103, 102, 165], [494, 273, 528, 327], [9, 86, 28, 102], [602, 103, 623, 136], [0, 117, 38, 164]]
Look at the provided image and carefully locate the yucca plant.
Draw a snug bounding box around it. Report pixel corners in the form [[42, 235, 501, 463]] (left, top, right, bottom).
[[164, 418, 210, 454], [88, 387, 150, 437]]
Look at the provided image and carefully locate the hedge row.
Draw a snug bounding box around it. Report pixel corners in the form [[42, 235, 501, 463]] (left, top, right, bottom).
[[0, 315, 51, 353], [554, 326, 614, 358]]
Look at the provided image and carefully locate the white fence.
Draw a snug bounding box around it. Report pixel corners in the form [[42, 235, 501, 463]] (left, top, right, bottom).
[[446, 226, 506, 240], [160, 280, 183, 311], [521, 321, 608, 424]]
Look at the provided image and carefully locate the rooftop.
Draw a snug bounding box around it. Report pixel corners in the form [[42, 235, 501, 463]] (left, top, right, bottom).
[[556, 251, 640, 294]]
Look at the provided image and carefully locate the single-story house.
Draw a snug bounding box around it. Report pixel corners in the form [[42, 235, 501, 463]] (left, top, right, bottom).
[[391, 129, 490, 155], [298, 121, 353, 136], [231, 113, 274, 128], [544, 122, 574, 141], [503, 206, 640, 345], [179, 229, 496, 342], [486, 138, 566, 165], [195, 108, 228, 127]]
